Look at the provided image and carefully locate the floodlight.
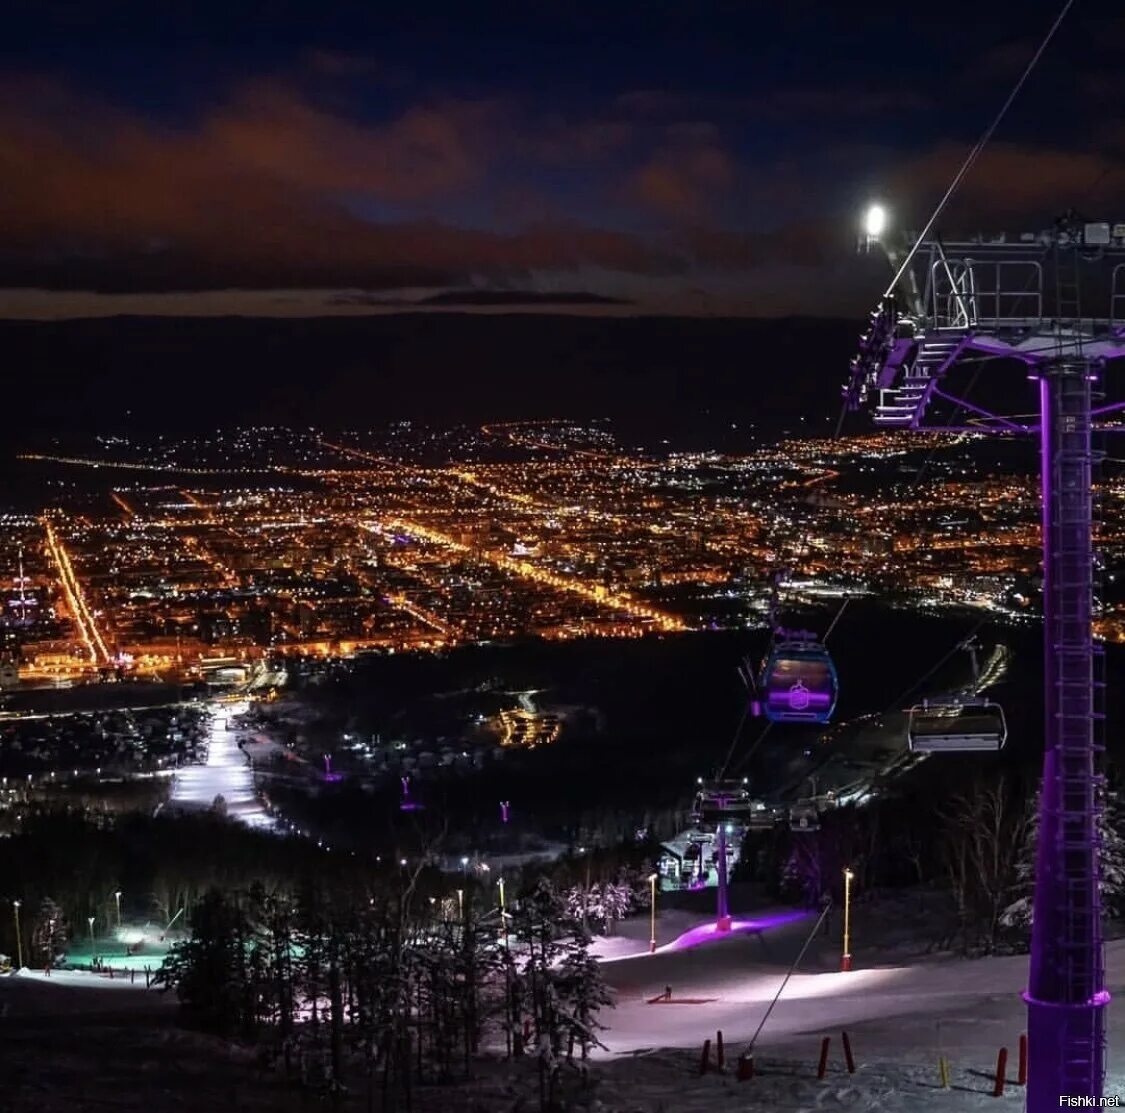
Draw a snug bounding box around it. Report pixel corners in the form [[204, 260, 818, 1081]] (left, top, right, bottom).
[[864, 204, 887, 238]]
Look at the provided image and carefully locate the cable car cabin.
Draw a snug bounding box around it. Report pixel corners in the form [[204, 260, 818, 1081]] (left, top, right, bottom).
[[789, 799, 820, 833], [906, 698, 1007, 753], [760, 638, 839, 724]]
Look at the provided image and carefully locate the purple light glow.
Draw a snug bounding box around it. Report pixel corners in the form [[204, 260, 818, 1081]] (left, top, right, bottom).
[[661, 911, 812, 953], [399, 775, 422, 810], [765, 687, 832, 711], [500, 800, 510, 823]]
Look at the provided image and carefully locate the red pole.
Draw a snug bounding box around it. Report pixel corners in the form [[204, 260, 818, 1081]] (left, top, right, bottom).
[[1017, 1034, 1027, 1085], [841, 1030, 856, 1074], [737, 1055, 754, 1081], [699, 1038, 712, 1075], [993, 1047, 1008, 1097], [817, 1036, 831, 1080], [716, 1030, 725, 1070]]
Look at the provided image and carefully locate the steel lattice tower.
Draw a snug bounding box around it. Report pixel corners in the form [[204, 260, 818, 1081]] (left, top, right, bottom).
[[846, 214, 1125, 1108]]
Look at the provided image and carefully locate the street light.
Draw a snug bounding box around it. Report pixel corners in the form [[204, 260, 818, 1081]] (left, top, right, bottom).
[[842, 868, 854, 972], [12, 901, 22, 969], [498, 877, 508, 948], [114, 890, 122, 930], [578, 846, 591, 930], [87, 916, 96, 968], [648, 873, 659, 954]]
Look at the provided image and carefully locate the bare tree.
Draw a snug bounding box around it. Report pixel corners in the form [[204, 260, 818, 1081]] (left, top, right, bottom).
[[938, 775, 1031, 954]]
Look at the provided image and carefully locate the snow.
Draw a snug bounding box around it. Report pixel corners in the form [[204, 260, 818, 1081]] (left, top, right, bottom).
[[168, 699, 274, 829], [573, 904, 1125, 1109], [6, 897, 1125, 1109], [6, 967, 148, 990]]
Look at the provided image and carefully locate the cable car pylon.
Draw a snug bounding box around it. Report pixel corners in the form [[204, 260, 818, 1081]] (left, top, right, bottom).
[[845, 207, 1125, 1109], [691, 778, 758, 931]]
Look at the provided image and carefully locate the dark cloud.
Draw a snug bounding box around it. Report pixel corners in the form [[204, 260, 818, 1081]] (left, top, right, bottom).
[[613, 85, 931, 122], [0, 48, 1118, 316], [889, 141, 1125, 226], [0, 76, 678, 292], [326, 290, 629, 307]]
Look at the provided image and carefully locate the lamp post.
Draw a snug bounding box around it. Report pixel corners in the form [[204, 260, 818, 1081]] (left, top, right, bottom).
[[114, 890, 122, 930], [498, 877, 508, 948], [87, 916, 96, 969], [456, 888, 464, 921], [648, 873, 659, 954], [578, 846, 590, 930], [842, 868, 854, 972], [12, 900, 22, 970]]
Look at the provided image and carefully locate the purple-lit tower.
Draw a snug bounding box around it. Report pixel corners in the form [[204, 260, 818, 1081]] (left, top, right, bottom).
[[693, 779, 751, 931], [847, 213, 1125, 1108]]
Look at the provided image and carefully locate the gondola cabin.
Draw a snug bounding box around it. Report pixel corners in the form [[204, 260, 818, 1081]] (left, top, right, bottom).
[[760, 638, 839, 724], [907, 697, 1007, 753]]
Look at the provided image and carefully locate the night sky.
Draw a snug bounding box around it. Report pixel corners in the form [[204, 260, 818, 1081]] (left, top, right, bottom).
[[1, 0, 1123, 318]]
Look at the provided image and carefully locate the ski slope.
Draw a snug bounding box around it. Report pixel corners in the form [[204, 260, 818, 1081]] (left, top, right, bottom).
[[168, 700, 274, 829], [588, 904, 1125, 1109]]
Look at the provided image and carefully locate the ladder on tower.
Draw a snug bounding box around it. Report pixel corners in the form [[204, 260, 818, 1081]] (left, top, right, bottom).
[[1055, 242, 1082, 324], [1044, 362, 1106, 1093]]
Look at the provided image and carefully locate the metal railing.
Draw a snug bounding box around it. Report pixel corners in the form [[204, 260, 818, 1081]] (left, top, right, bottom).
[[929, 258, 1043, 327]]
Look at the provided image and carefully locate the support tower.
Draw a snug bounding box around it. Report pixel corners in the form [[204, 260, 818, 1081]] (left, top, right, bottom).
[[846, 212, 1125, 1108]]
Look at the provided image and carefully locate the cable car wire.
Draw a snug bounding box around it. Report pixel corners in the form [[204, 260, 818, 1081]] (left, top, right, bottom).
[[833, 0, 1076, 440], [881, 0, 1075, 301]]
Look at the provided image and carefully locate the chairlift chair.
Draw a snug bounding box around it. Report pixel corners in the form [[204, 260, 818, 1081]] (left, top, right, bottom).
[[692, 778, 752, 830], [906, 696, 1007, 753], [789, 798, 821, 833], [745, 800, 781, 831]]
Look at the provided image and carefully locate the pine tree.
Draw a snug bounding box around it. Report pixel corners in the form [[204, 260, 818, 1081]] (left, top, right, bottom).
[[600, 881, 631, 935], [1100, 788, 1125, 919], [154, 888, 250, 1035], [30, 897, 67, 967], [554, 925, 613, 1061], [1001, 783, 1125, 944]]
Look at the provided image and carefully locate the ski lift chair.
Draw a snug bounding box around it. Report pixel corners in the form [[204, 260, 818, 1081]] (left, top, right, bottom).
[[693, 779, 752, 831], [745, 800, 780, 831], [789, 798, 821, 833], [906, 696, 1007, 753]]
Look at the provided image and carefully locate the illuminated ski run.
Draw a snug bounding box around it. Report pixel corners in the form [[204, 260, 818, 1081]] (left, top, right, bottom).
[[169, 699, 273, 829]]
